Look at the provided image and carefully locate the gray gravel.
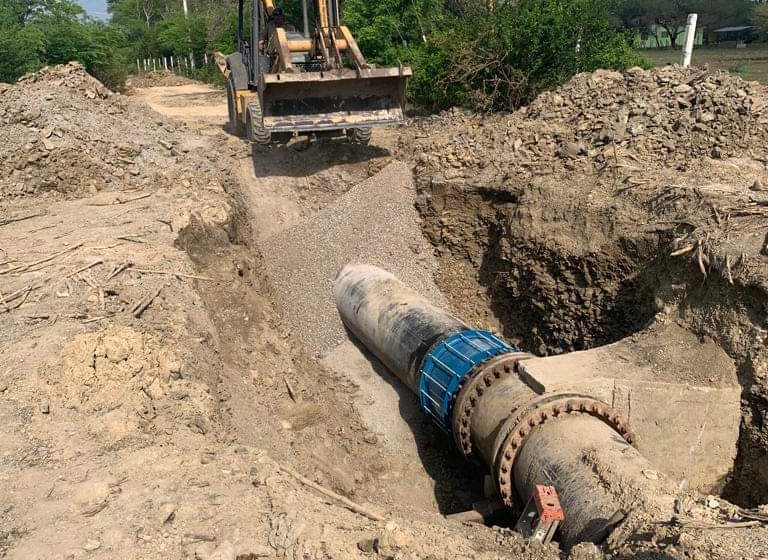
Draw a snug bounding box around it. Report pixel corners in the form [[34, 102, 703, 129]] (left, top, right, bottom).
[[261, 162, 445, 356]]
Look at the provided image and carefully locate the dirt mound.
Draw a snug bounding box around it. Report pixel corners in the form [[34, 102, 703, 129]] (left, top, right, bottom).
[[0, 62, 222, 201], [40, 326, 215, 441], [127, 71, 198, 89], [527, 66, 768, 161], [404, 65, 768, 193]]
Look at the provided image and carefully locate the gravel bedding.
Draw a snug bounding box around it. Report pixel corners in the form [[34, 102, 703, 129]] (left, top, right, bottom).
[[261, 162, 446, 355]]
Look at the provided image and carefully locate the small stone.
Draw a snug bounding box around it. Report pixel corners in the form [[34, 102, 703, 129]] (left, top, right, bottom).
[[83, 539, 101, 551], [642, 469, 659, 480], [188, 415, 209, 435], [363, 433, 378, 445], [357, 538, 376, 553], [711, 146, 723, 159], [39, 400, 50, 414], [707, 497, 720, 509], [750, 179, 766, 192], [167, 360, 183, 379]]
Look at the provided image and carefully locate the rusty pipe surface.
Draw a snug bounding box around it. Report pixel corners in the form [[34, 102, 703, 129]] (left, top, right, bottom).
[[334, 265, 676, 548]]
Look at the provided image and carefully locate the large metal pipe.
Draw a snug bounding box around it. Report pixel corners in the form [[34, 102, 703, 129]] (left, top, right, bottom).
[[335, 264, 466, 393], [334, 264, 675, 549]]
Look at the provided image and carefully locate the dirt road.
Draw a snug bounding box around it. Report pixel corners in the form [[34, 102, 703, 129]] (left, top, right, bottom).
[[131, 84, 228, 129]]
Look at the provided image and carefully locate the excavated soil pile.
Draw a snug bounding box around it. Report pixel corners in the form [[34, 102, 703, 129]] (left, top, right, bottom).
[[0, 64, 562, 560], [400, 65, 768, 515], [127, 70, 198, 89], [0, 62, 223, 201]]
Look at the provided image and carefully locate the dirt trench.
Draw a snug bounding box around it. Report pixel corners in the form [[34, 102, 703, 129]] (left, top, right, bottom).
[[144, 74, 768, 554], [6, 66, 764, 558], [142, 83, 523, 538], [412, 154, 768, 509]]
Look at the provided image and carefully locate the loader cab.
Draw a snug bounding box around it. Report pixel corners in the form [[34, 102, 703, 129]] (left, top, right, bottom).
[[225, 0, 411, 146]]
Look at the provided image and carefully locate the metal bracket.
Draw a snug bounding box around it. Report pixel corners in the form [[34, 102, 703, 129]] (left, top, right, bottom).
[[514, 485, 564, 544]]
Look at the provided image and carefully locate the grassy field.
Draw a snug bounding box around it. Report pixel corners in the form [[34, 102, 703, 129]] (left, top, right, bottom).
[[644, 44, 768, 83]]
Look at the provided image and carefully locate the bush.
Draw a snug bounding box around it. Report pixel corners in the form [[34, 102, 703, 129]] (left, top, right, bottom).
[[346, 0, 648, 112]]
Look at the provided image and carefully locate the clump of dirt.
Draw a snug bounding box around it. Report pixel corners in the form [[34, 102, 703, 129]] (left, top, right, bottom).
[[40, 326, 215, 441], [0, 61, 223, 201], [400, 65, 768, 510]]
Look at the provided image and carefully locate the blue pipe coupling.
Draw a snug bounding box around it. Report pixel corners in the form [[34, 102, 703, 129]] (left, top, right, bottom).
[[418, 330, 514, 433]]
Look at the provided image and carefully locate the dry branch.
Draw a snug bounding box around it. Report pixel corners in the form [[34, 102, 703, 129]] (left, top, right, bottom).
[[64, 259, 103, 280], [0, 243, 84, 275], [0, 212, 45, 227], [87, 193, 152, 207], [127, 267, 215, 281], [131, 287, 163, 318], [278, 464, 385, 522]]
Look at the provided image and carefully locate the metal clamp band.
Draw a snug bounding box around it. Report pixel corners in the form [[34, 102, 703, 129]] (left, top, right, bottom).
[[418, 330, 512, 433]]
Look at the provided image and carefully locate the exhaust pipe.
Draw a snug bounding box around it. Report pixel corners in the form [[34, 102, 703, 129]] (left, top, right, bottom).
[[335, 264, 676, 547]]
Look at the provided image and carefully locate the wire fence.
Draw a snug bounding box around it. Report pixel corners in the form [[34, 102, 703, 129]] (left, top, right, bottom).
[[134, 53, 217, 76]]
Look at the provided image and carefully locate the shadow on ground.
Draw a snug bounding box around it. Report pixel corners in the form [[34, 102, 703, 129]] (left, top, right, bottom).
[[250, 138, 390, 178], [345, 330, 487, 516]]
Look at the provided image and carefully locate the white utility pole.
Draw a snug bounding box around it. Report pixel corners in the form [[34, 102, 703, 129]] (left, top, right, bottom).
[[682, 13, 698, 68], [181, 0, 195, 74]]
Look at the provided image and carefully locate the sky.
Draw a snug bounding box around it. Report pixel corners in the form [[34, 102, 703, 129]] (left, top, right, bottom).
[[77, 0, 109, 20]]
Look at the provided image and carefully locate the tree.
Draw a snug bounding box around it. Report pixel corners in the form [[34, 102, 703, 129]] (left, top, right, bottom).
[[754, 2, 768, 42], [0, 0, 128, 88], [619, 0, 755, 48]]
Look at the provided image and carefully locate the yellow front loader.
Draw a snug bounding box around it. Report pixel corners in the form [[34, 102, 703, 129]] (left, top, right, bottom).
[[221, 0, 411, 145]]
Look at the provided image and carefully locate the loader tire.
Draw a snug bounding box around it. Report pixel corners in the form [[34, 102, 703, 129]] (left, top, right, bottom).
[[225, 53, 248, 137], [246, 101, 272, 147], [226, 75, 244, 137], [347, 127, 372, 145]]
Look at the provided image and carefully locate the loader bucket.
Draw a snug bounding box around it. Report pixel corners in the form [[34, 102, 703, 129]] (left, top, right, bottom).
[[258, 67, 411, 132]]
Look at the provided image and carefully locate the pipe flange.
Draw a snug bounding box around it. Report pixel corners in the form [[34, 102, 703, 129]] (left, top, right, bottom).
[[451, 352, 533, 461], [492, 394, 635, 507]]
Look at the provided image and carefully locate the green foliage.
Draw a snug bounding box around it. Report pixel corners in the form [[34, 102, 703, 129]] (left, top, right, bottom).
[[0, 0, 129, 89], [344, 0, 443, 62], [752, 3, 768, 42], [345, 0, 646, 111]]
